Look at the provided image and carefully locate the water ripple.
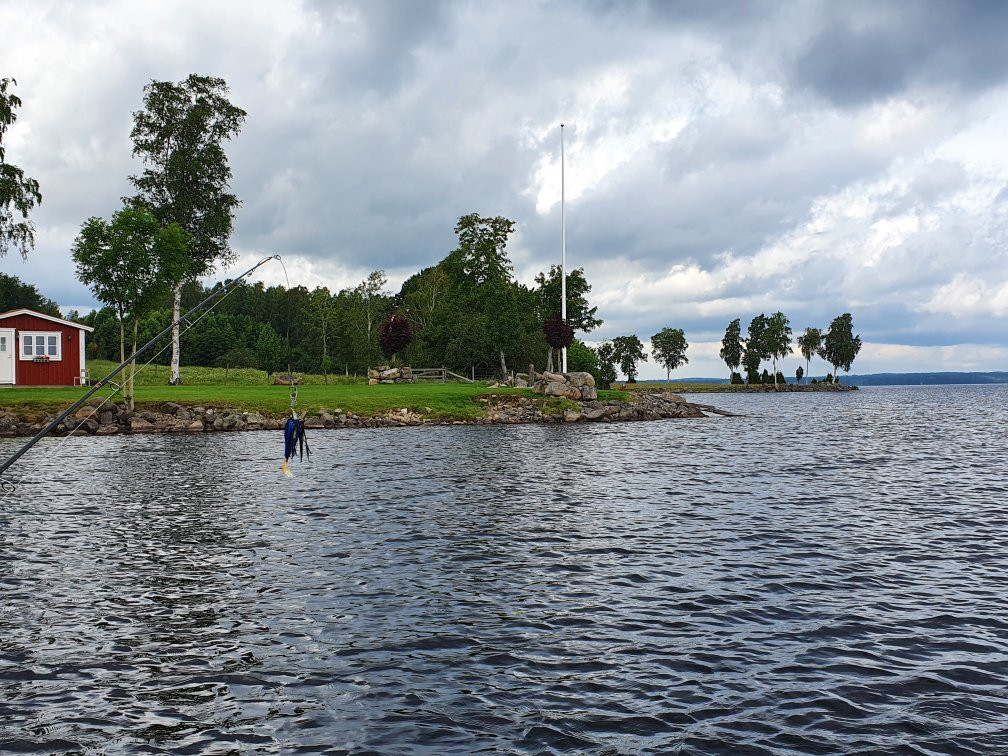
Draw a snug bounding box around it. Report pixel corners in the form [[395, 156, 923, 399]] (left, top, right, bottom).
[[1, 385, 1007, 753]]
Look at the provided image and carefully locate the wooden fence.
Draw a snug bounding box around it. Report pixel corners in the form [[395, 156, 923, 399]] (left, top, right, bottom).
[[412, 367, 474, 383]]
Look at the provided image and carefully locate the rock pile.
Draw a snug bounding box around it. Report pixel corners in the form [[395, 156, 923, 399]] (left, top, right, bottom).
[[0, 390, 733, 439], [533, 370, 598, 401], [479, 390, 712, 423], [368, 366, 416, 384]]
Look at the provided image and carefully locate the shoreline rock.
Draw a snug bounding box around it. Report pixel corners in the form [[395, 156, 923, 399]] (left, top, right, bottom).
[[0, 390, 735, 438]]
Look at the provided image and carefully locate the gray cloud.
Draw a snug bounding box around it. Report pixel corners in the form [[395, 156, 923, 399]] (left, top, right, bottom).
[[2, 0, 1008, 375], [793, 1, 1008, 106]]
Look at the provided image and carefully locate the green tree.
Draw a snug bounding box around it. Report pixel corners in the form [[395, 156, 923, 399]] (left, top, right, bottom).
[[650, 327, 689, 381], [127, 74, 247, 384], [305, 286, 340, 383], [797, 327, 823, 382], [611, 334, 647, 383], [256, 323, 284, 381], [743, 314, 769, 384], [719, 318, 743, 377], [764, 311, 793, 389], [0, 78, 41, 259], [450, 213, 515, 285], [72, 206, 189, 408], [533, 265, 603, 333], [596, 341, 618, 389], [567, 339, 599, 382], [822, 313, 862, 380], [347, 270, 390, 368], [0, 272, 59, 316]]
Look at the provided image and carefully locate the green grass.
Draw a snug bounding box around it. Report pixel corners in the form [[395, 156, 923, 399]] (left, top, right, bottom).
[[0, 360, 628, 421]]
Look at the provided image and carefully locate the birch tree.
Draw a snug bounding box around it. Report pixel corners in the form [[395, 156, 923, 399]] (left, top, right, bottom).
[[127, 74, 246, 384]]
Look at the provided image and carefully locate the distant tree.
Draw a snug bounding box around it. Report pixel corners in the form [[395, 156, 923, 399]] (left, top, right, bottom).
[[127, 74, 247, 384], [255, 323, 284, 381], [72, 206, 189, 408], [0, 272, 60, 316], [743, 314, 769, 384], [797, 327, 823, 382], [719, 318, 743, 377], [651, 327, 689, 381], [611, 335, 647, 383], [0, 78, 42, 259], [764, 311, 793, 389], [596, 341, 618, 389], [379, 312, 413, 362], [542, 312, 574, 372], [822, 313, 862, 379], [795, 365, 804, 385]]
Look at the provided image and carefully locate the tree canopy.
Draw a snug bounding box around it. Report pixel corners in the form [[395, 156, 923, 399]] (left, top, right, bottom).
[[71, 206, 189, 406], [128, 73, 246, 384], [0, 78, 41, 259], [0, 272, 59, 316], [611, 334, 647, 383], [719, 318, 742, 377], [651, 327, 689, 381], [822, 313, 862, 377], [764, 311, 792, 388]]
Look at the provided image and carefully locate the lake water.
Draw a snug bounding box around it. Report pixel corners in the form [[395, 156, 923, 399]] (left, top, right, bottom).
[[1, 385, 1007, 754]]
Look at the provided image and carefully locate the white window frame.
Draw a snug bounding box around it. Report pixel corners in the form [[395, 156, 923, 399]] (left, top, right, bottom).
[[20, 331, 62, 361]]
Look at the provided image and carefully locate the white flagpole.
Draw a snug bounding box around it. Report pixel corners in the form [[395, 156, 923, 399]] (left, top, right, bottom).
[[561, 122, 567, 373]]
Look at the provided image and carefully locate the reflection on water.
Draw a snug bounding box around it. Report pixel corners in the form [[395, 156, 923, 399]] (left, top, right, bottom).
[[2, 385, 1008, 753]]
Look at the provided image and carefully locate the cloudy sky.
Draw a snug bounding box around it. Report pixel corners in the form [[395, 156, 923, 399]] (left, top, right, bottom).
[[2, 0, 1007, 378]]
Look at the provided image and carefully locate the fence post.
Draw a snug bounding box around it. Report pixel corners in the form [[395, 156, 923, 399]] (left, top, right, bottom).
[[529, 363, 534, 388]]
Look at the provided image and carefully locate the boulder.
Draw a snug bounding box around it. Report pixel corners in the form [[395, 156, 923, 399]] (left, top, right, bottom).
[[544, 381, 571, 397], [380, 368, 401, 380], [563, 410, 581, 423], [185, 420, 204, 432], [580, 386, 598, 401], [542, 371, 567, 384], [160, 402, 181, 415], [129, 417, 153, 433], [368, 378, 379, 385], [368, 369, 381, 379], [566, 371, 595, 388]]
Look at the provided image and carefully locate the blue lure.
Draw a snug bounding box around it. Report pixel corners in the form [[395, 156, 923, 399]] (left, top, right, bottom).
[[281, 417, 310, 476]]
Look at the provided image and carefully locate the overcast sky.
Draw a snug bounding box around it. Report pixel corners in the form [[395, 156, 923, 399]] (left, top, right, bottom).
[[2, 0, 1007, 378]]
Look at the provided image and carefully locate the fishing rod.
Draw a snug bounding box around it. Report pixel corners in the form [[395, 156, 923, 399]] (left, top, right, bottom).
[[0, 254, 283, 491]]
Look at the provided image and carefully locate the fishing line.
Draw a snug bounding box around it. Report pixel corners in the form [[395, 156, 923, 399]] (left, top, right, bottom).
[[0, 255, 283, 500]]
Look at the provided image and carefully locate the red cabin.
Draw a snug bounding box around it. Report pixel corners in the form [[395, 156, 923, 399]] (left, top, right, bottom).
[[0, 309, 93, 386]]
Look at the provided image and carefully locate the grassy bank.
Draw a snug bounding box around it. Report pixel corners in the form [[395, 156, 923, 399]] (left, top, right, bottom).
[[0, 361, 627, 421]]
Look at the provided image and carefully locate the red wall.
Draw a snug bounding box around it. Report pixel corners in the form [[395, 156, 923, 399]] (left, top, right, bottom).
[[1, 313, 84, 386]]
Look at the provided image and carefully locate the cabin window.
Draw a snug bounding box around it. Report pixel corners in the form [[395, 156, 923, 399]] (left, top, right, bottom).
[[20, 332, 62, 361]]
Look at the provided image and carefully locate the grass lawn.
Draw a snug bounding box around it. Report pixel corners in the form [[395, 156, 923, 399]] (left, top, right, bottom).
[[0, 360, 627, 421]]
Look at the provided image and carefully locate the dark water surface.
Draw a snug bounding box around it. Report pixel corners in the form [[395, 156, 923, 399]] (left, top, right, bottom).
[[2, 385, 1007, 754]]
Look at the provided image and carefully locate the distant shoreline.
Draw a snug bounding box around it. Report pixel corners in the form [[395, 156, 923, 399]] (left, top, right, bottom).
[[618, 382, 858, 394]]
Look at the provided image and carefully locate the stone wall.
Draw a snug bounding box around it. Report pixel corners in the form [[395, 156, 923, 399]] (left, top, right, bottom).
[[533, 370, 598, 401], [368, 366, 415, 384]]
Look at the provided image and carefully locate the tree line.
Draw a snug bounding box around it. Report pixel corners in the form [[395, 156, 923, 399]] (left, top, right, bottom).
[[719, 312, 862, 385]]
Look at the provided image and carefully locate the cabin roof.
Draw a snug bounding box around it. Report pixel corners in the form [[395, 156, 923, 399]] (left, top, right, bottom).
[[0, 308, 95, 332]]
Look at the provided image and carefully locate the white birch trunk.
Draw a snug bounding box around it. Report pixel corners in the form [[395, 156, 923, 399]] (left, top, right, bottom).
[[170, 283, 182, 385]]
